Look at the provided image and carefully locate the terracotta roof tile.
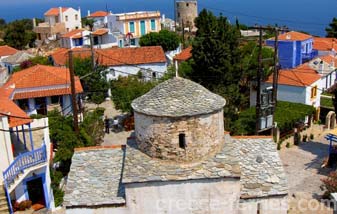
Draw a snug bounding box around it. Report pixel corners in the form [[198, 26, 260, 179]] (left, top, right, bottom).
[[174, 46, 192, 61], [266, 64, 320, 87], [44, 7, 68, 16], [317, 55, 337, 66], [4, 65, 83, 99], [0, 45, 18, 57], [61, 29, 85, 38], [88, 11, 109, 17], [270, 31, 312, 41], [50, 48, 93, 66], [97, 46, 166, 66], [0, 88, 32, 128], [313, 37, 337, 51], [92, 28, 109, 36]]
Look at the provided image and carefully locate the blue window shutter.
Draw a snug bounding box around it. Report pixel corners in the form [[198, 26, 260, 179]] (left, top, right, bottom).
[[151, 19, 156, 30], [129, 22, 135, 33]]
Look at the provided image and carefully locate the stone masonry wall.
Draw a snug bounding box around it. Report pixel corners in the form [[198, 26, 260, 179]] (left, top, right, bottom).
[[134, 110, 224, 162]]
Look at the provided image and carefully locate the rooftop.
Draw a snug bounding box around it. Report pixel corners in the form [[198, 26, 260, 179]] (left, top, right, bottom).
[[270, 31, 312, 41], [96, 46, 166, 66], [50, 48, 93, 66], [132, 77, 226, 117], [61, 29, 86, 38], [88, 11, 109, 17], [174, 46, 192, 61], [233, 137, 288, 199], [44, 7, 69, 16], [0, 45, 18, 57], [266, 64, 320, 87], [313, 37, 337, 51], [2, 51, 34, 64], [123, 135, 240, 184], [63, 146, 125, 207], [4, 64, 83, 99], [92, 28, 109, 36]]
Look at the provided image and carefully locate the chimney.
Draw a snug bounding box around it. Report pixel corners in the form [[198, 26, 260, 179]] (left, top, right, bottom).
[[78, 7, 81, 19], [286, 34, 291, 40], [87, 10, 90, 17], [32, 18, 36, 28], [162, 14, 166, 23], [319, 60, 324, 73], [59, 7, 63, 22]]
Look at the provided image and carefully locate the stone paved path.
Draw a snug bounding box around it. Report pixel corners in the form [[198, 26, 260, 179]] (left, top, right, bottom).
[[279, 127, 336, 214], [83, 100, 133, 146]]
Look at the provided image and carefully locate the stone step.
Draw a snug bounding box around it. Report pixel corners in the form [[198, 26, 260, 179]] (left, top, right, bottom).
[[0, 206, 8, 213], [0, 202, 8, 210]]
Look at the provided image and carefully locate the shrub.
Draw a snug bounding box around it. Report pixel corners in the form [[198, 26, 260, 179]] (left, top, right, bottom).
[[303, 134, 308, 142], [310, 133, 314, 140], [277, 143, 281, 150]]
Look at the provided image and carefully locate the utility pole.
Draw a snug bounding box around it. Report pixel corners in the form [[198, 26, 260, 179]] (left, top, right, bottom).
[[89, 33, 95, 71], [182, 19, 185, 48], [272, 27, 279, 107], [255, 26, 263, 135], [68, 50, 79, 134]]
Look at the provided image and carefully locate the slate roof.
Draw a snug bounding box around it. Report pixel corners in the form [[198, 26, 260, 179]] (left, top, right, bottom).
[[63, 146, 126, 207], [233, 137, 288, 199], [266, 64, 320, 87], [132, 77, 226, 117], [122, 136, 240, 184], [2, 51, 34, 64], [0, 45, 18, 57]]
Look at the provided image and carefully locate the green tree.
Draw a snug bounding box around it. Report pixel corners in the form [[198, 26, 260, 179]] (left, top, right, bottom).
[[326, 17, 337, 38], [0, 18, 6, 30], [110, 76, 157, 113], [190, 9, 243, 128], [139, 30, 180, 51], [82, 17, 94, 31], [73, 57, 110, 104], [3, 19, 36, 49]]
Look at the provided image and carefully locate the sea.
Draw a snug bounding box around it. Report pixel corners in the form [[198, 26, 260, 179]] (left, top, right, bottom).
[[0, 0, 336, 36]]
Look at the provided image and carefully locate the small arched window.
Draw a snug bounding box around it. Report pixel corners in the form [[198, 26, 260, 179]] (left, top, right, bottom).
[[179, 133, 186, 149]]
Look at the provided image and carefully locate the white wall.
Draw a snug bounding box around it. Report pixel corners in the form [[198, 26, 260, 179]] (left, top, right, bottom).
[[106, 63, 167, 81], [66, 206, 129, 214], [62, 8, 81, 31], [305, 79, 321, 108], [124, 178, 241, 214], [0, 116, 14, 184], [62, 95, 72, 115], [107, 15, 124, 33]]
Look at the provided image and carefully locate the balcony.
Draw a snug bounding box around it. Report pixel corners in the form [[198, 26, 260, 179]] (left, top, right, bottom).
[[302, 49, 318, 62], [2, 144, 47, 187]]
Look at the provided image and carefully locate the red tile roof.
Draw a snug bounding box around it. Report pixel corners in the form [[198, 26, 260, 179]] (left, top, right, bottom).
[[92, 28, 109, 36], [266, 64, 320, 87], [174, 46, 192, 61], [4, 65, 83, 99], [61, 29, 85, 38], [274, 31, 312, 41], [313, 37, 337, 51], [0, 88, 32, 128], [44, 7, 69, 16], [0, 45, 18, 57], [97, 46, 166, 66], [317, 55, 337, 66], [50, 48, 94, 66], [88, 11, 109, 17]]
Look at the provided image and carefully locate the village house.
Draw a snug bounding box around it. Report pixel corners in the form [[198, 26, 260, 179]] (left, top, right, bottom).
[[1, 64, 83, 116], [266, 31, 318, 69], [0, 45, 18, 84], [308, 55, 337, 91], [173, 46, 192, 70], [107, 11, 161, 47], [87, 10, 110, 31], [313, 37, 337, 56], [34, 7, 82, 41], [96, 46, 167, 81], [60, 29, 91, 49], [0, 85, 55, 213], [63, 77, 288, 214]]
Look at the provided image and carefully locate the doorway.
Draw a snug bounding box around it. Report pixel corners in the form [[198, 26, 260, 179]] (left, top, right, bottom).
[[35, 97, 47, 115], [26, 177, 45, 206]]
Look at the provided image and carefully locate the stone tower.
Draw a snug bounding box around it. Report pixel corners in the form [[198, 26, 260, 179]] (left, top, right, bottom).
[[131, 77, 226, 162], [175, 0, 198, 31]]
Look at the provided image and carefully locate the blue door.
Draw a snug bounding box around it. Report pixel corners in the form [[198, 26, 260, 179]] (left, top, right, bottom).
[[140, 20, 146, 36]]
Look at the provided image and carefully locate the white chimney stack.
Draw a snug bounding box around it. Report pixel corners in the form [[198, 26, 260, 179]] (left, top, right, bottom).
[[87, 10, 91, 17], [59, 7, 63, 22]]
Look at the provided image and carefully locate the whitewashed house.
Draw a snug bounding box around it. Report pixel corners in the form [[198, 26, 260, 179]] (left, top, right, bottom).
[[0, 45, 18, 66], [34, 7, 82, 41], [97, 46, 167, 81], [87, 11, 110, 31], [107, 11, 161, 47], [1, 64, 83, 116], [2, 51, 34, 74], [308, 55, 337, 91], [0, 88, 55, 213], [60, 29, 91, 49]]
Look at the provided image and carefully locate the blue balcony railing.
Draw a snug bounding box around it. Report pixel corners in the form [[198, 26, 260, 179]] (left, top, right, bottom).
[[302, 49, 318, 62], [3, 144, 47, 187]]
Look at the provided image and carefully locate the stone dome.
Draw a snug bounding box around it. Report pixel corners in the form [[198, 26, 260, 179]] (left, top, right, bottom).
[[131, 77, 226, 117]]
